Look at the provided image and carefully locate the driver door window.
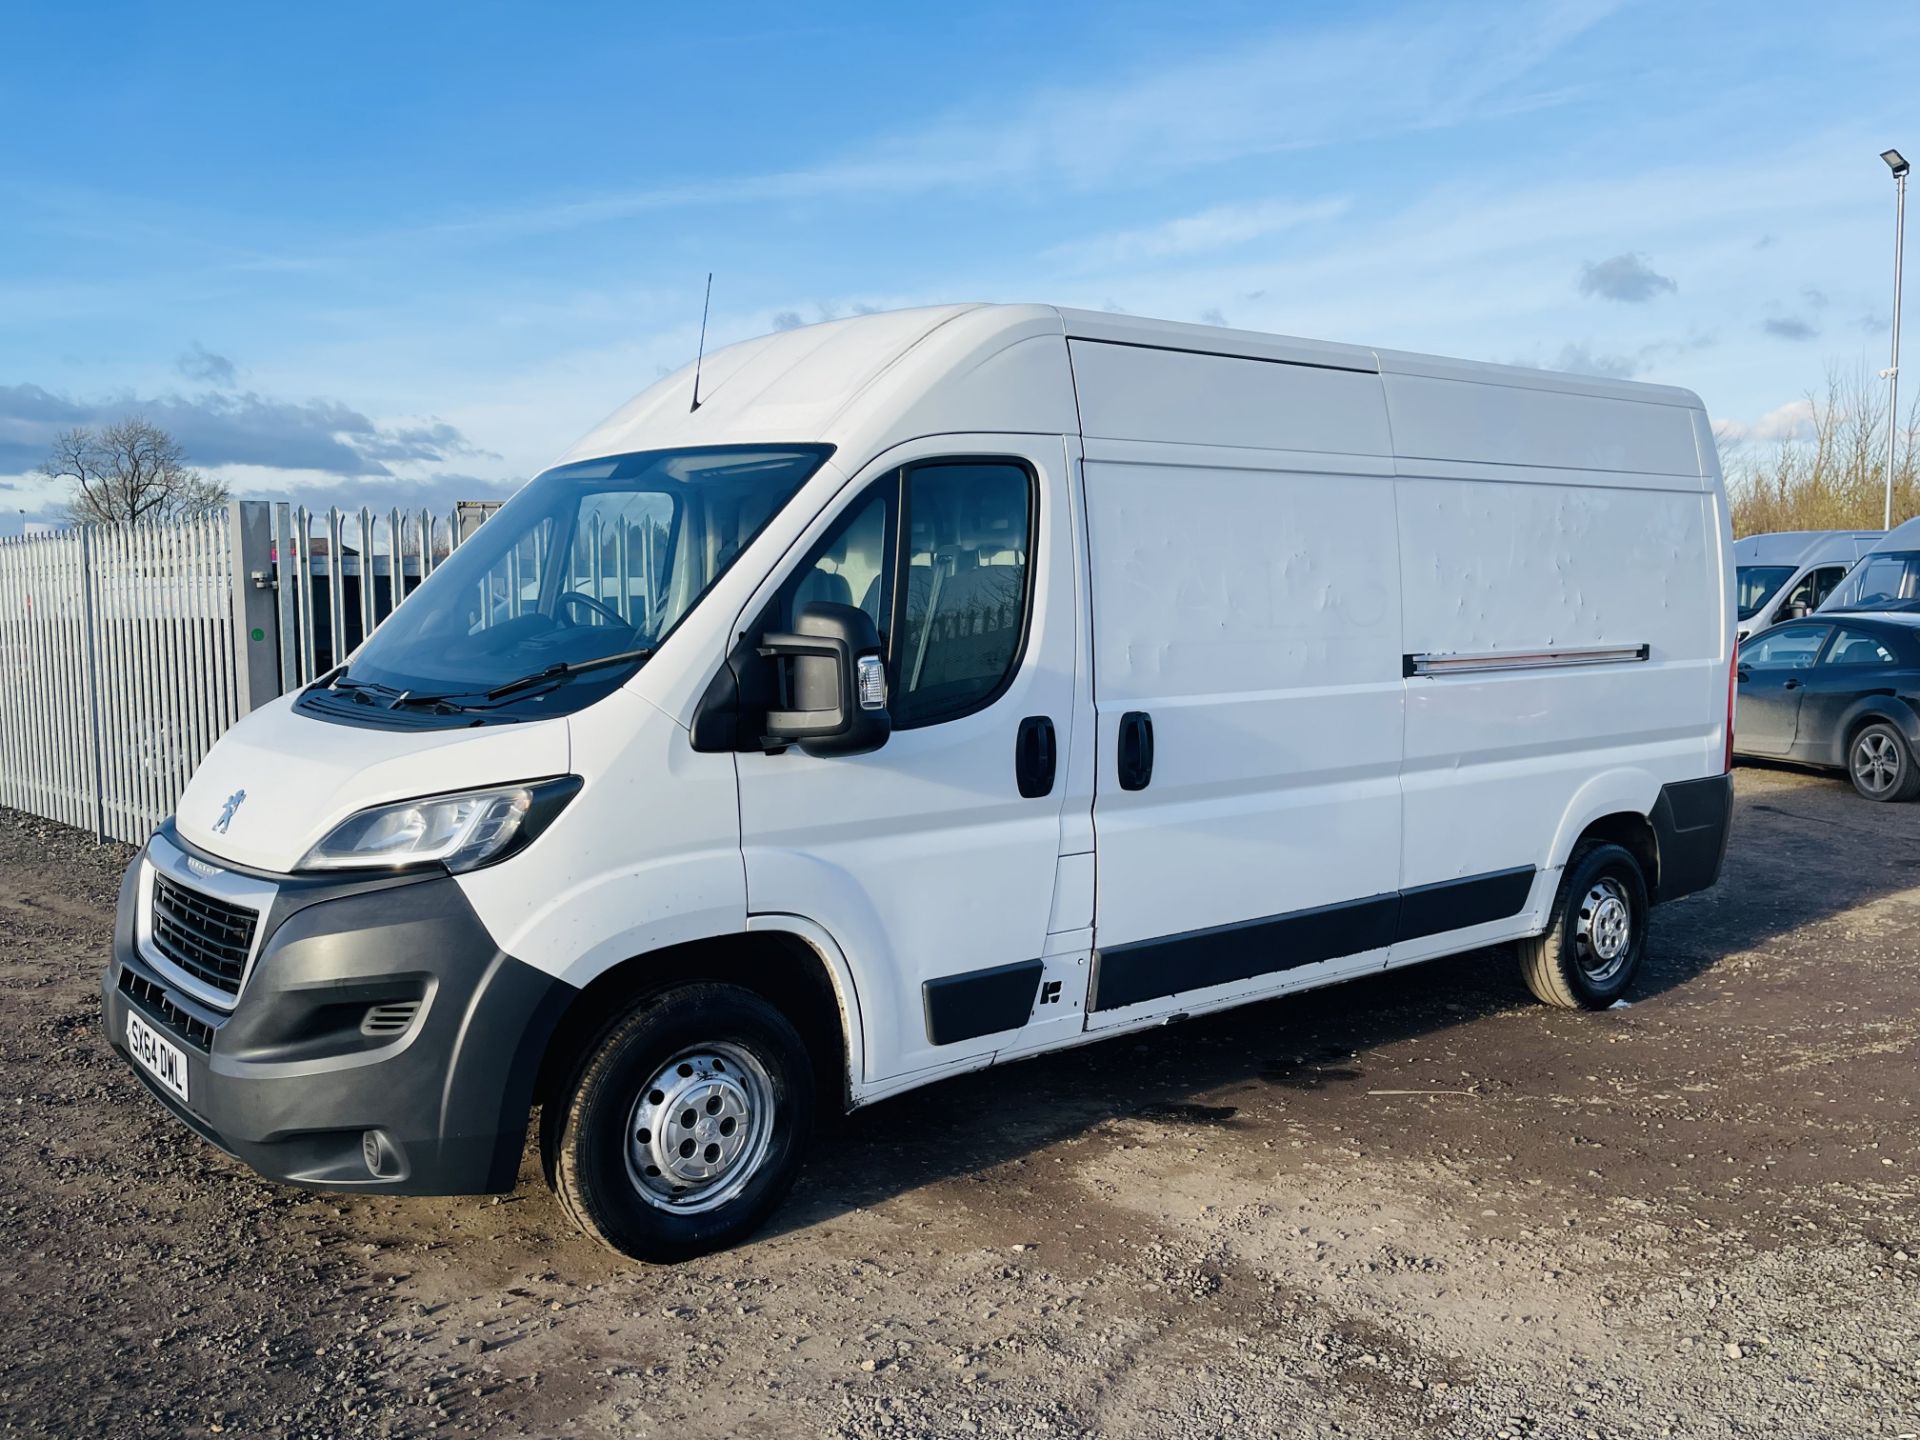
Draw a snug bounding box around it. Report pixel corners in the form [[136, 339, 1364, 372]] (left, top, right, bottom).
[[772, 459, 1035, 728], [1742, 624, 1830, 669], [1778, 566, 1844, 620]]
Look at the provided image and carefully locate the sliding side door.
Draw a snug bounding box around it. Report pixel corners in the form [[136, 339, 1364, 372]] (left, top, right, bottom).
[[1072, 339, 1408, 1030]]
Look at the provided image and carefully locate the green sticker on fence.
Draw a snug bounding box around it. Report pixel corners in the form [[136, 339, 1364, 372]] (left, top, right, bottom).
[[251, 627, 265, 642]]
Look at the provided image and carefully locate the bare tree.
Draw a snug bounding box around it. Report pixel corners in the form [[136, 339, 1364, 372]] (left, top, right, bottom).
[[40, 418, 230, 526], [1722, 363, 1918, 537]]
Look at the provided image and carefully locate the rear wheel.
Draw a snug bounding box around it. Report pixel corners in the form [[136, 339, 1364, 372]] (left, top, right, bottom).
[[1518, 842, 1649, 1010], [1847, 721, 1920, 802], [543, 983, 814, 1262]]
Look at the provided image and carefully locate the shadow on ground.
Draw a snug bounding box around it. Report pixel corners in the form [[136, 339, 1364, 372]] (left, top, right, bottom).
[[764, 763, 1920, 1238]]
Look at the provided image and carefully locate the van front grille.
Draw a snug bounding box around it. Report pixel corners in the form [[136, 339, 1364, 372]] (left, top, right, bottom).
[[119, 969, 216, 1051], [150, 873, 258, 1000]]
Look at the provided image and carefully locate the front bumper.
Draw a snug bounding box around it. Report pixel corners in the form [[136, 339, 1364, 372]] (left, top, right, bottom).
[[102, 823, 574, 1194]]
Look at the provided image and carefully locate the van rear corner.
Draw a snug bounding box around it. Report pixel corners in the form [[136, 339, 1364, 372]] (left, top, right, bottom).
[[1648, 773, 1734, 905]]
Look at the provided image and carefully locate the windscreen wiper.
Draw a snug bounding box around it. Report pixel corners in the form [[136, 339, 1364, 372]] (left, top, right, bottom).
[[485, 648, 656, 701]]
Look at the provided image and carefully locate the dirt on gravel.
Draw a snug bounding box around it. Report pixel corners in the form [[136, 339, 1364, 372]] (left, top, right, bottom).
[[1, 764, 1916, 1440]]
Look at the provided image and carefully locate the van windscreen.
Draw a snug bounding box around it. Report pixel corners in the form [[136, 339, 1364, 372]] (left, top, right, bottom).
[[317, 445, 831, 721], [1734, 565, 1795, 620], [1819, 551, 1920, 615]]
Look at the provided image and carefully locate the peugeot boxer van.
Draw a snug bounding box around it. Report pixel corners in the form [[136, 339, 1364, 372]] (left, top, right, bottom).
[[104, 305, 1736, 1261], [1733, 530, 1882, 642]]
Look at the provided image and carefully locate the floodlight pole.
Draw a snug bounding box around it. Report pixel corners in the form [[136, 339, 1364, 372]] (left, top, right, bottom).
[[1884, 149, 1908, 529]]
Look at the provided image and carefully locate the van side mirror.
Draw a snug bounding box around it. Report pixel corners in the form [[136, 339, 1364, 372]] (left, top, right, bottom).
[[758, 601, 891, 756]]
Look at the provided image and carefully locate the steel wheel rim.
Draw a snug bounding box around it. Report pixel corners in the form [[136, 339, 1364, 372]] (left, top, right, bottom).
[[1852, 732, 1900, 795], [623, 1042, 776, 1214], [1573, 877, 1633, 984]]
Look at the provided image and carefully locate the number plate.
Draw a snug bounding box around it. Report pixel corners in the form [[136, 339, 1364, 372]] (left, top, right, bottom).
[[126, 1011, 190, 1104]]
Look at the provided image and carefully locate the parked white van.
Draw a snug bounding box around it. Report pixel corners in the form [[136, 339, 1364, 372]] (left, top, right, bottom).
[[1734, 530, 1882, 642], [1815, 515, 1920, 615], [105, 305, 1736, 1260]]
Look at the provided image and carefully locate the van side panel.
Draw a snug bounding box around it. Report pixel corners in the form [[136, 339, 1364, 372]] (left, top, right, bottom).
[[1080, 451, 1405, 1001], [1071, 342, 1406, 1021], [1379, 368, 1703, 479], [1388, 377, 1725, 922]]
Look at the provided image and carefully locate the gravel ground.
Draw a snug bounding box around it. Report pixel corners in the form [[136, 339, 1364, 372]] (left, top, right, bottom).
[[1, 764, 1916, 1439]]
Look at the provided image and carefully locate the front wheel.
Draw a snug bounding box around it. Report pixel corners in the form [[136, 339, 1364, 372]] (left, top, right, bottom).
[[543, 983, 815, 1262], [1518, 842, 1649, 1010], [1847, 721, 1920, 802]]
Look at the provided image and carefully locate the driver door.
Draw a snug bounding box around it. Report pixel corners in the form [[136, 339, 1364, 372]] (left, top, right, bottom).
[[734, 436, 1084, 1084], [1736, 623, 1831, 755]]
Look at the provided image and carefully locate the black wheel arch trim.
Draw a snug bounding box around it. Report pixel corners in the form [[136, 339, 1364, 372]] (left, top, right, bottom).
[[1648, 773, 1732, 904]]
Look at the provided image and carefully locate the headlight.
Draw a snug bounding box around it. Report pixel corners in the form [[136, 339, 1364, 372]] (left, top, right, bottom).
[[299, 777, 582, 874]]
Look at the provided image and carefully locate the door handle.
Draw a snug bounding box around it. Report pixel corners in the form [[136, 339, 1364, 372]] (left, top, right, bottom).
[[1015, 715, 1057, 798], [1118, 710, 1154, 791], [1735, 667, 1750, 683], [1782, 677, 1803, 690]]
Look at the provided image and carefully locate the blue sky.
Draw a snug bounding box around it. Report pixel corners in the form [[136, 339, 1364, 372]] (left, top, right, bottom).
[[2, 0, 1914, 532]]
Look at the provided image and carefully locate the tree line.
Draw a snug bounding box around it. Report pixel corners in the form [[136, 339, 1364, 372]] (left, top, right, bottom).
[[1722, 366, 1916, 538]]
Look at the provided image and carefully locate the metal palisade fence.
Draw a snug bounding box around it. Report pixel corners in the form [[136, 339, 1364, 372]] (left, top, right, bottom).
[[0, 499, 497, 845]]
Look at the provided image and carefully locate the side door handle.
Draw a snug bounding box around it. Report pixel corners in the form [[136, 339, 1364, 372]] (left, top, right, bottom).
[[1782, 677, 1803, 690], [1117, 710, 1154, 791], [1015, 715, 1057, 798]]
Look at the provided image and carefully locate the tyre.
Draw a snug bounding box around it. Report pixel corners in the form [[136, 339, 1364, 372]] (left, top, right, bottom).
[[542, 983, 815, 1262], [1846, 721, 1920, 803], [1518, 842, 1649, 1010]]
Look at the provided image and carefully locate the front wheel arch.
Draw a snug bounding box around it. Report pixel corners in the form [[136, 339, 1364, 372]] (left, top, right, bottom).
[[532, 932, 852, 1120]]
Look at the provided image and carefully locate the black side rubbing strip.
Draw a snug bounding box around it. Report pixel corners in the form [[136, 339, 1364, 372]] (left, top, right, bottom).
[[923, 959, 1045, 1046], [1089, 866, 1538, 1014], [1394, 866, 1535, 943], [1090, 893, 1398, 1014]]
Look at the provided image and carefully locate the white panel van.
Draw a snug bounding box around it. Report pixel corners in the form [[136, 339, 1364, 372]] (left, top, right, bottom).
[[104, 305, 1736, 1260], [1733, 530, 1882, 642], [1816, 515, 1920, 616]]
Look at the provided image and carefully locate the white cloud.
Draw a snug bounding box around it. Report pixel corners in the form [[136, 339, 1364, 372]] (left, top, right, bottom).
[[376, 1, 1622, 249], [1051, 197, 1349, 267], [1715, 399, 1816, 446]]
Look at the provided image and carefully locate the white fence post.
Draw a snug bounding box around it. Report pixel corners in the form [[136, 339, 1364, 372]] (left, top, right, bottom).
[[77, 527, 106, 843]]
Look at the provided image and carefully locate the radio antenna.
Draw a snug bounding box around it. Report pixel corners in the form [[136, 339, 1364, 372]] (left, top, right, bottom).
[[689, 272, 713, 412]]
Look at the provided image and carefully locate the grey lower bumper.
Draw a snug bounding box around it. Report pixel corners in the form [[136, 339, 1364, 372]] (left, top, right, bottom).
[[103, 829, 574, 1195]]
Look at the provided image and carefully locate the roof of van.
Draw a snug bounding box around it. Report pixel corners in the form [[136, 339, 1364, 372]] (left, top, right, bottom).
[[559, 302, 1711, 470], [1866, 515, 1920, 550], [1733, 530, 1884, 565]]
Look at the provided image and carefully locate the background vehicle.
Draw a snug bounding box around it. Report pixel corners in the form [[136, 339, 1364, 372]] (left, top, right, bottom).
[[1816, 515, 1920, 616], [1733, 530, 1882, 642], [103, 305, 1736, 1261], [1734, 612, 1920, 801]]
